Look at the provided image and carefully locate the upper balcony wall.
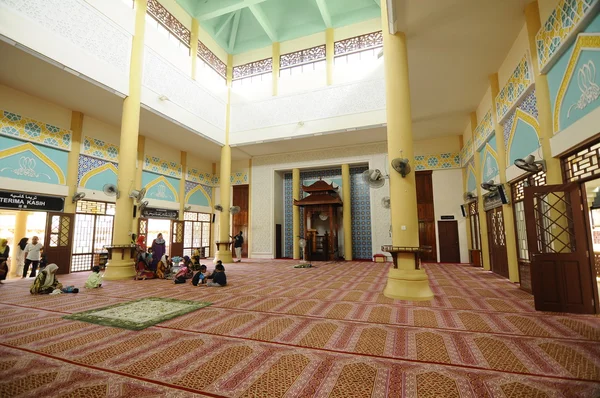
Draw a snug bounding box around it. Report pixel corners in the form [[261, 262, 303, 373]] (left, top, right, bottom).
[[0, 0, 133, 95], [229, 63, 385, 145], [141, 47, 227, 143]]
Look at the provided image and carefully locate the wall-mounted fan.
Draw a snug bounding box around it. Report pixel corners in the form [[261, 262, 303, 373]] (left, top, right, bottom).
[[138, 200, 149, 214], [214, 204, 223, 212], [362, 169, 386, 189], [103, 184, 120, 198], [71, 192, 86, 203], [319, 212, 328, 220], [129, 188, 146, 203], [230, 206, 241, 215], [391, 157, 411, 178], [463, 192, 475, 201], [514, 155, 546, 173], [480, 180, 499, 192], [381, 196, 391, 209]]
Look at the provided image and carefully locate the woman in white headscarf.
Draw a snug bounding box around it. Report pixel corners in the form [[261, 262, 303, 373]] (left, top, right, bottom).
[[155, 254, 172, 279], [30, 263, 61, 294]]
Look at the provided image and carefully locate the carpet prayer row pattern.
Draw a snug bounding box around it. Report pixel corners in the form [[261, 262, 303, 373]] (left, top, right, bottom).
[[0, 260, 599, 397]]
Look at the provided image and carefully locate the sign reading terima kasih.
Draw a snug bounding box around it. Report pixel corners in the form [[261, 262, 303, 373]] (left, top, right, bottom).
[[141, 207, 178, 219], [0, 191, 64, 211]]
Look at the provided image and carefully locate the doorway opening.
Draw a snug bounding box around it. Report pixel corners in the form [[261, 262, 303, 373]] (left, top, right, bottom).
[[147, 219, 171, 255], [71, 200, 115, 272], [0, 210, 47, 278]]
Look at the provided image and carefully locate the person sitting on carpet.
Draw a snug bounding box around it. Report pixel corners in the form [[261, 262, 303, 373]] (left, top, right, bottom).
[[134, 252, 155, 280], [0, 260, 8, 285], [156, 254, 172, 279], [30, 263, 62, 294], [192, 264, 207, 286], [85, 266, 103, 288], [205, 263, 226, 287], [174, 256, 193, 284]]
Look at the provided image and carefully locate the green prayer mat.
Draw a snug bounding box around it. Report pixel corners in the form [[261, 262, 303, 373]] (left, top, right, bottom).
[[63, 297, 211, 331]]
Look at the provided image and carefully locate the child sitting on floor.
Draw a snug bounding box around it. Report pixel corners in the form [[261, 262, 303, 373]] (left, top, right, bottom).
[[174, 257, 193, 284], [205, 263, 226, 287], [192, 264, 207, 286], [85, 266, 103, 289]]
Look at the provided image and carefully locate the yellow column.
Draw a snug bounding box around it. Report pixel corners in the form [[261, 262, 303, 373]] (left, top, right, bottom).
[[10, 211, 29, 279], [525, 1, 562, 184], [341, 164, 353, 260], [292, 168, 300, 259], [473, 112, 492, 271], [381, 1, 433, 300], [210, 162, 216, 257], [272, 42, 280, 96], [179, 151, 187, 220], [104, 0, 147, 280], [64, 111, 83, 214], [131, 135, 145, 234], [247, 158, 252, 258], [191, 18, 199, 80], [489, 73, 520, 282], [214, 54, 234, 264], [460, 139, 473, 252], [326, 28, 334, 85]]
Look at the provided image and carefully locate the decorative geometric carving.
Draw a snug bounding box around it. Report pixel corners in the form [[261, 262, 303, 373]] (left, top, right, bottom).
[[495, 53, 534, 123], [1, 110, 71, 150], [82, 136, 118, 161], [143, 155, 182, 178], [414, 152, 461, 171], [503, 90, 539, 150], [334, 31, 383, 56], [197, 40, 227, 78], [416, 372, 460, 398], [474, 110, 494, 150], [474, 337, 528, 373], [280, 45, 326, 68], [562, 138, 600, 182], [536, 0, 598, 71], [147, 0, 190, 47], [233, 58, 273, 79], [329, 363, 377, 398], [461, 138, 474, 166]]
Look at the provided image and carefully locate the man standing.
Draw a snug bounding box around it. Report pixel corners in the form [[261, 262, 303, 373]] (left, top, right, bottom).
[[232, 231, 243, 263], [23, 236, 44, 278]]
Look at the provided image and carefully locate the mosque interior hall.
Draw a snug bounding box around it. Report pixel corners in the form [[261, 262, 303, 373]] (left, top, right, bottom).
[[0, 0, 599, 396]]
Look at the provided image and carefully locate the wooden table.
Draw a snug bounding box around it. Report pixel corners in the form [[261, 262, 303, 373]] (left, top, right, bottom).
[[381, 245, 433, 269]]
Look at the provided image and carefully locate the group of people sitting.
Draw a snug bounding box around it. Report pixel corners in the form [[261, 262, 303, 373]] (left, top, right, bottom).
[[29, 264, 103, 294], [134, 234, 227, 287]]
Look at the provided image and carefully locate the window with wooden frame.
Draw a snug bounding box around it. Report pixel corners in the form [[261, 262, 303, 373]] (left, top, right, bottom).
[[334, 31, 383, 66], [183, 211, 211, 258], [146, 0, 190, 56], [71, 200, 115, 272], [279, 45, 327, 79], [232, 58, 273, 88], [511, 170, 547, 261], [197, 40, 227, 84], [468, 201, 481, 250]]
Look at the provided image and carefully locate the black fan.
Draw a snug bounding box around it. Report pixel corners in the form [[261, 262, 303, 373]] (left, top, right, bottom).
[[514, 155, 546, 173]]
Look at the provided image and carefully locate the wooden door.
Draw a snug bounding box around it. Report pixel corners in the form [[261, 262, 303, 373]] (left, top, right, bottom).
[[232, 185, 249, 257], [275, 224, 282, 259], [486, 207, 509, 278], [438, 221, 460, 263], [170, 220, 184, 258], [524, 183, 596, 313], [416, 171, 437, 262], [45, 213, 74, 275]]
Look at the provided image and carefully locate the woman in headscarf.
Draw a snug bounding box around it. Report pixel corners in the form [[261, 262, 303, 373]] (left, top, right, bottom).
[[155, 254, 171, 279], [150, 233, 166, 271], [15, 238, 28, 277], [0, 239, 9, 264], [30, 263, 61, 294]]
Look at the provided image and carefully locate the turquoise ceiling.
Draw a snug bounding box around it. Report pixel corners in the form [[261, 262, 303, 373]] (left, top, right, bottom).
[[176, 0, 382, 54]]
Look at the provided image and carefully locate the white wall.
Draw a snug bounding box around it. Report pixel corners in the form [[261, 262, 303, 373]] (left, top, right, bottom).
[[432, 169, 469, 263], [81, 115, 120, 146], [251, 142, 389, 259], [476, 86, 492, 123], [0, 0, 132, 96], [0, 84, 72, 129]]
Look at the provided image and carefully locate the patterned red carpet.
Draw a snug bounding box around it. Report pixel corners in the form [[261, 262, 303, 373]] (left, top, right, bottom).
[[1, 260, 599, 397]]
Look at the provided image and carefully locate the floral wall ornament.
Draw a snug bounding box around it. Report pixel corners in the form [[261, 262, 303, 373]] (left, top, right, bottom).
[[567, 60, 599, 117], [155, 184, 168, 199], [0, 156, 51, 180]]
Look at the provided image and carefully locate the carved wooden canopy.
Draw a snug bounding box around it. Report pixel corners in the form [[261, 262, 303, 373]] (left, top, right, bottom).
[[293, 179, 343, 207]]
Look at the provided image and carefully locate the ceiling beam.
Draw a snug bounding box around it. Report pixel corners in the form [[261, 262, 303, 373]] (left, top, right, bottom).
[[228, 10, 242, 53], [249, 3, 277, 42], [195, 0, 268, 22], [215, 12, 237, 37], [315, 0, 332, 28], [373, 0, 381, 6]]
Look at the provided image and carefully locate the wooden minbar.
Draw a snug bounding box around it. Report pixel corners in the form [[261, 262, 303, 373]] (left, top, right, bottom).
[[381, 245, 433, 269], [294, 179, 343, 261]]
